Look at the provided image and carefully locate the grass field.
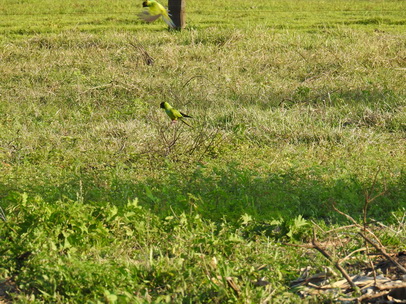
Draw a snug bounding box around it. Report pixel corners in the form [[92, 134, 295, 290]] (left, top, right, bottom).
[[1, 0, 405, 302]]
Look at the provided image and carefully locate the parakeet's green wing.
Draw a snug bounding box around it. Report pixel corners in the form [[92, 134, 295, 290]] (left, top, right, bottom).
[[149, 1, 165, 15], [140, 0, 175, 28], [164, 108, 177, 120], [171, 108, 184, 119]]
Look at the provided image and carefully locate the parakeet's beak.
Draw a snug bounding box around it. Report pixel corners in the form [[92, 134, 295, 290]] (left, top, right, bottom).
[[160, 102, 165, 109], [142, 1, 148, 7]]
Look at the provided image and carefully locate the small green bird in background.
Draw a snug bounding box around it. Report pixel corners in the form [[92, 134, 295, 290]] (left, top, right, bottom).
[[160, 102, 192, 127], [139, 0, 175, 29]]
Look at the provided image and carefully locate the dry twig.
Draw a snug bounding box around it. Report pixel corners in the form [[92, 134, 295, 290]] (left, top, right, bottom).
[[358, 232, 406, 274], [311, 230, 359, 291]]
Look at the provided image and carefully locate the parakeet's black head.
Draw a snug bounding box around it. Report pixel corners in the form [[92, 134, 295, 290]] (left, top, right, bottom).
[[160, 102, 165, 109], [142, 1, 149, 7]]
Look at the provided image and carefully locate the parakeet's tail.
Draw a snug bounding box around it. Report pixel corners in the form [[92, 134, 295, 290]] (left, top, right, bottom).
[[138, 11, 162, 23], [162, 15, 176, 29], [180, 119, 192, 127], [180, 112, 192, 118]]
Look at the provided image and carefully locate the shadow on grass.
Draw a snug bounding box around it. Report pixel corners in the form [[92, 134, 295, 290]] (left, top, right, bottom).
[[138, 163, 405, 224], [1, 163, 404, 225]]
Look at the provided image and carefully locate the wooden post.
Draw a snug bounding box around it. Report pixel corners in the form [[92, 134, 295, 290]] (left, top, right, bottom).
[[168, 0, 185, 29]]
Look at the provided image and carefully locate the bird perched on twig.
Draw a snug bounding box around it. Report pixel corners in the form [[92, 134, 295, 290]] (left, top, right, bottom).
[[138, 0, 175, 29], [160, 102, 192, 127]]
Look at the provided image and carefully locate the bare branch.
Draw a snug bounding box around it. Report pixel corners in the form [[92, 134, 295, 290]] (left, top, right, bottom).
[[331, 202, 358, 226], [325, 224, 357, 234], [358, 232, 406, 274], [339, 248, 366, 264], [311, 230, 358, 291], [376, 282, 406, 290], [332, 202, 384, 248], [366, 166, 381, 203]]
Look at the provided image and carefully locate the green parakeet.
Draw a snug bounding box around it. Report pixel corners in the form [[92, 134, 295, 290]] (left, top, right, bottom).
[[139, 0, 175, 29], [160, 102, 192, 127]]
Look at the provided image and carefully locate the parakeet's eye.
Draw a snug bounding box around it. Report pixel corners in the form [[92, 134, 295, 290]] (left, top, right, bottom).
[[142, 1, 148, 7]]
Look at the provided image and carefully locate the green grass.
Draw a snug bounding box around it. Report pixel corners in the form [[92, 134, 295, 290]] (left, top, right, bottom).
[[1, 0, 405, 302]]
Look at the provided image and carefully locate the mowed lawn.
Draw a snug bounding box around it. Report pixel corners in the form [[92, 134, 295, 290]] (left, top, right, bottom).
[[0, 0, 405, 302]]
